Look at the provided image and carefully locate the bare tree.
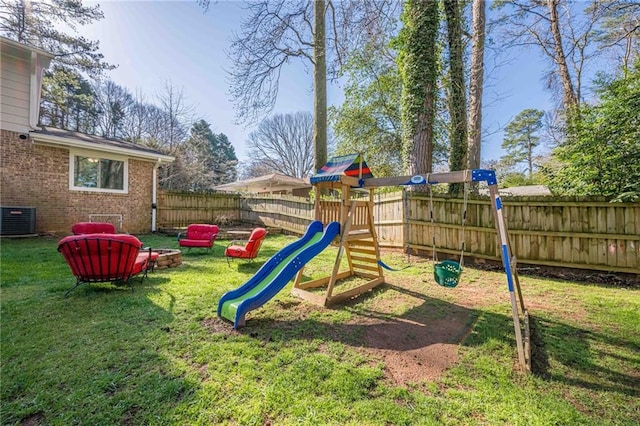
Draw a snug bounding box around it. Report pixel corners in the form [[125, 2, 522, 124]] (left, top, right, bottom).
[[246, 112, 316, 178], [141, 105, 172, 148], [153, 81, 194, 190], [492, 0, 640, 144], [155, 81, 193, 153], [226, 1, 313, 124], [120, 90, 151, 143], [491, 0, 603, 114], [592, 1, 640, 71], [93, 80, 134, 139], [238, 160, 277, 180], [207, 0, 398, 172]]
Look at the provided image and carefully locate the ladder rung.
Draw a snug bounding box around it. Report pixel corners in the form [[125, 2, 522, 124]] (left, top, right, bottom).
[[350, 255, 377, 264], [348, 247, 376, 255], [352, 263, 379, 272], [347, 238, 375, 245]]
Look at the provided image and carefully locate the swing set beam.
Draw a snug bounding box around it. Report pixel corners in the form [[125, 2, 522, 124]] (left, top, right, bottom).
[[362, 169, 480, 188]]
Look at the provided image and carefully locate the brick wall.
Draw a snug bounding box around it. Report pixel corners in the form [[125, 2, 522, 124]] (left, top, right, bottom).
[[1, 130, 155, 234]]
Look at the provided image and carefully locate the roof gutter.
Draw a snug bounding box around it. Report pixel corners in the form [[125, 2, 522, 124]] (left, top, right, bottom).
[[30, 132, 174, 163]]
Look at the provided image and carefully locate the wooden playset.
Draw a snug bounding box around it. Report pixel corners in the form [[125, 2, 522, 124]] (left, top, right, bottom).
[[292, 153, 531, 372]]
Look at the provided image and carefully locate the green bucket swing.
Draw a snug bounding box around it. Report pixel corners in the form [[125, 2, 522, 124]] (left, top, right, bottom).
[[429, 181, 468, 288], [434, 259, 463, 288]]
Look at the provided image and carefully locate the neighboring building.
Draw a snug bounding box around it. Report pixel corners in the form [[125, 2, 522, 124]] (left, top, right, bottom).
[[1, 36, 173, 234], [479, 185, 552, 197], [214, 174, 312, 197]]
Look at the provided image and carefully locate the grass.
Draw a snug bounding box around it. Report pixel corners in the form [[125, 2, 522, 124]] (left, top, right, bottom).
[[1, 232, 639, 425]]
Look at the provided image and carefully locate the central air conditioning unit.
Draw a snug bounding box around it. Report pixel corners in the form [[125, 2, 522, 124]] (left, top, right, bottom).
[[0, 207, 36, 235]]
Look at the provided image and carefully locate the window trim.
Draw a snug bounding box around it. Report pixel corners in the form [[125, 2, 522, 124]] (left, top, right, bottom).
[[68, 150, 129, 194]]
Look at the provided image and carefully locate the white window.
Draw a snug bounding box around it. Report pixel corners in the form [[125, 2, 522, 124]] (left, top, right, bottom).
[[69, 151, 128, 193]]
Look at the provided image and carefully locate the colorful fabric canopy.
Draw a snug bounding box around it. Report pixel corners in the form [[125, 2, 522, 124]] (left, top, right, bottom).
[[310, 154, 373, 184]]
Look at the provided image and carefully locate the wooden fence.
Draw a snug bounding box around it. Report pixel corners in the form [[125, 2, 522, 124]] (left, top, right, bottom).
[[157, 190, 639, 274], [156, 191, 242, 228], [240, 195, 314, 233]]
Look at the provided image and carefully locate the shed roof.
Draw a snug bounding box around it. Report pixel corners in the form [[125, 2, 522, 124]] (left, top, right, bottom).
[[214, 174, 311, 193], [479, 185, 552, 197]]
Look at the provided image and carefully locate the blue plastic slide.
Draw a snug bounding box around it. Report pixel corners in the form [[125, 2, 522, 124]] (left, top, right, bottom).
[[218, 221, 340, 329]]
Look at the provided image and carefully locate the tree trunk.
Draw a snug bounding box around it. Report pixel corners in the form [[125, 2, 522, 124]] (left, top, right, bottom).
[[313, 0, 328, 173], [467, 0, 485, 172], [400, 0, 439, 188], [547, 0, 578, 113], [445, 0, 467, 194], [528, 140, 533, 178]]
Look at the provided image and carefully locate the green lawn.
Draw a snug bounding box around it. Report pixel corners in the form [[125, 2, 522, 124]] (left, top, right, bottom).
[[1, 232, 638, 425]]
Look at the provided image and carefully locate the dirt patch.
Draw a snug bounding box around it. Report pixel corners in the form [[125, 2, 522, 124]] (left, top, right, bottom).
[[205, 312, 470, 385], [357, 315, 470, 384], [380, 343, 460, 384], [202, 317, 242, 335], [20, 412, 44, 426]]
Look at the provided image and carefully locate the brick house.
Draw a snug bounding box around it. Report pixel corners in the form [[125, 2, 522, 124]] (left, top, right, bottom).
[[1, 36, 174, 234]]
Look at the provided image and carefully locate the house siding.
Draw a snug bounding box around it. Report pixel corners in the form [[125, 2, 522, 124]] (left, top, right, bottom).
[[1, 130, 155, 234], [0, 52, 31, 133]]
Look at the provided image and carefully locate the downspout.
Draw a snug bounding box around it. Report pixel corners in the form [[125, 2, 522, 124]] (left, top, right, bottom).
[[152, 159, 161, 232]]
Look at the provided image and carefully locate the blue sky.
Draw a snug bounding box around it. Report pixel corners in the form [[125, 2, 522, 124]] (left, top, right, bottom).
[[84, 0, 553, 166]]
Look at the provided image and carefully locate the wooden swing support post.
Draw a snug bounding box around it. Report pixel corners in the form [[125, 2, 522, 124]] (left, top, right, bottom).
[[293, 167, 531, 373]]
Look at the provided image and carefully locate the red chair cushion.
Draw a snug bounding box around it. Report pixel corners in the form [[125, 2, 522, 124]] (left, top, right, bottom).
[[133, 253, 150, 276], [179, 239, 213, 248], [225, 245, 251, 258], [71, 222, 116, 235]]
